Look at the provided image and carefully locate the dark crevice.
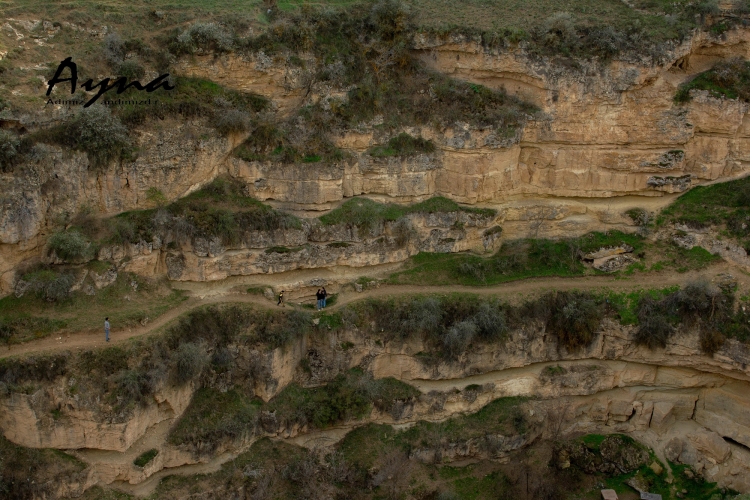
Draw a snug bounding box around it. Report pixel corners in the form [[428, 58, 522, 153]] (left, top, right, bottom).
[[723, 436, 750, 453]]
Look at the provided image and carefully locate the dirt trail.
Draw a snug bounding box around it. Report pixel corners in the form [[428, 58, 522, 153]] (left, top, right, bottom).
[[2, 262, 741, 359]]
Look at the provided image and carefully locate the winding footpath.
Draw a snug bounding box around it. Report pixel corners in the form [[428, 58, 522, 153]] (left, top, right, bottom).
[[2, 262, 743, 359]]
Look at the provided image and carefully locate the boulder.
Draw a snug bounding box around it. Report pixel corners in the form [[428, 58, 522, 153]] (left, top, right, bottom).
[[664, 437, 684, 462], [92, 268, 117, 289], [593, 254, 636, 273], [687, 429, 731, 464], [584, 245, 634, 260]]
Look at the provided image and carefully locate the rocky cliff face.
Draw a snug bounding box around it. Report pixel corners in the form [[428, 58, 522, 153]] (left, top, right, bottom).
[[3, 322, 750, 493], [102, 210, 499, 283], [3, 28, 750, 293]]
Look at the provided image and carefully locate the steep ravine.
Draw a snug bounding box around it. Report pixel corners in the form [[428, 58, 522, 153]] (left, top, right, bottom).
[[4, 320, 750, 496]]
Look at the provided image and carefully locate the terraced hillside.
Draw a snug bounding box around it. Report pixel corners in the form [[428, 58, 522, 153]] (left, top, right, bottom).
[[3, 1, 750, 499]]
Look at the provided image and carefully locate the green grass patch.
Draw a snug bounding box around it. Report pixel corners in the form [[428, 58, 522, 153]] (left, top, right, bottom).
[[369, 133, 436, 157], [602, 456, 730, 500], [605, 286, 680, 325], [319, 196, 495, 235], [658, 174, 750, 232], [316, 311, 343, 329], [389, 238, 584, 286], [116, 76, 268, 128], [675, 58, 750, 103], [106, 176, 301, 246], [399, 397, 527, 446], [267, 368, 419, 429], [133, 449, 158, 467], [453, 471, 505, 500], [438, 464, 475, 479], [167, 388, 261, 450], [579, 433, 607, 450]]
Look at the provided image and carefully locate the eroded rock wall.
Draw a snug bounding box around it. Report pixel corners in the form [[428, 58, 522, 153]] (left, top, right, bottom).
[[4, 29, 750, 292]]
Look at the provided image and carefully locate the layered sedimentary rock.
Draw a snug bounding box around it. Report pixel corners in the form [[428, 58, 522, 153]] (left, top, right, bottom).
[[4, 28, 750, 292], [99, 211, 500, 282], [4, 321, 750, 491]]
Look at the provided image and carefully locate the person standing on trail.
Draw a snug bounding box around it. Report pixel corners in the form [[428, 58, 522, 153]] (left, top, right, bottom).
[[316, 289, 322, 310], [321, 287, 327, 308], [278, 290, 284, 306], [104, 317, 110, 342]]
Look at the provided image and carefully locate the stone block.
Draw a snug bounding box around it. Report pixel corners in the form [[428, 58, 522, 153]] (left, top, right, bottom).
[[601, 489, 618, 500], [650, 401, 675, 431]]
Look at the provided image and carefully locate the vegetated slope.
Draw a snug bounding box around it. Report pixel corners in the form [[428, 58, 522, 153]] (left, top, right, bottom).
[[3, 286, 750, 498]]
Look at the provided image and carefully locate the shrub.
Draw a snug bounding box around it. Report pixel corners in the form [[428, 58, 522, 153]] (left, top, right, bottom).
[[0, 354, 69, 386], [168, 388, 259, 451], [214, 109, 251, 135], [76, 106, 131, 168], [543, 292, 603, 351], [170, 342, 207, 384], [263, 310, 311, 348], [443, 320, 477, 358], [634, 302, 670, 349], [117, 60, 145, 80], [77, 347, 129, 377], [37, 106, 133, 169], [103, 32, 124, 67], [625, 208, 649, 227], [48, 230, 92, 261], [174, 23, 234, 54], [471, 302, 508, 340], [21, 269, 75, 302], [43, 274, 75, 302], [0, 130, 20, 172], [111, 369, 152, 408], [211, 347, 234, 371]]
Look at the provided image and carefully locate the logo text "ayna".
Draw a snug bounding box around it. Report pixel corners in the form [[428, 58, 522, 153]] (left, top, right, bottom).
[[46, 57, 175, 108]]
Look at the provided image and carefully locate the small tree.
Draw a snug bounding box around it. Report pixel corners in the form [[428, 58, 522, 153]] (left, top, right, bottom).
[[48, 230, 93, 261], [0, 130, 19, 172], [72, 106, 131, 169]]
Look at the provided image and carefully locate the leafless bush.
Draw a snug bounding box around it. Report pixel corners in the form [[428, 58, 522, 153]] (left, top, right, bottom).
[[325, 451, 356, 485], [471, 301, 508, 340], [250, 473, 272, 500], [214, 109, 251, 135], [371, 450, 412, 500], [283, 454, 321, 496], [546, 400, 572, 441], [392, 218, 415, 247], [174, 23, 234, 54], [103, 32, 124, 67], [171, 342, 208, 384], [443, 320, 477, 358]]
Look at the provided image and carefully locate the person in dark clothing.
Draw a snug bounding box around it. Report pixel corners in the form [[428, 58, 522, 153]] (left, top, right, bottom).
[[278, 290, 284, 306], [316, 289, 322, 310], [321, 287, 327, 308], [104, 317, 110, 342]]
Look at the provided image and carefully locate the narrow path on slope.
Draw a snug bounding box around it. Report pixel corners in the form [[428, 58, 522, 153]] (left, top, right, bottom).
[[2, 262, 740, 359]]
